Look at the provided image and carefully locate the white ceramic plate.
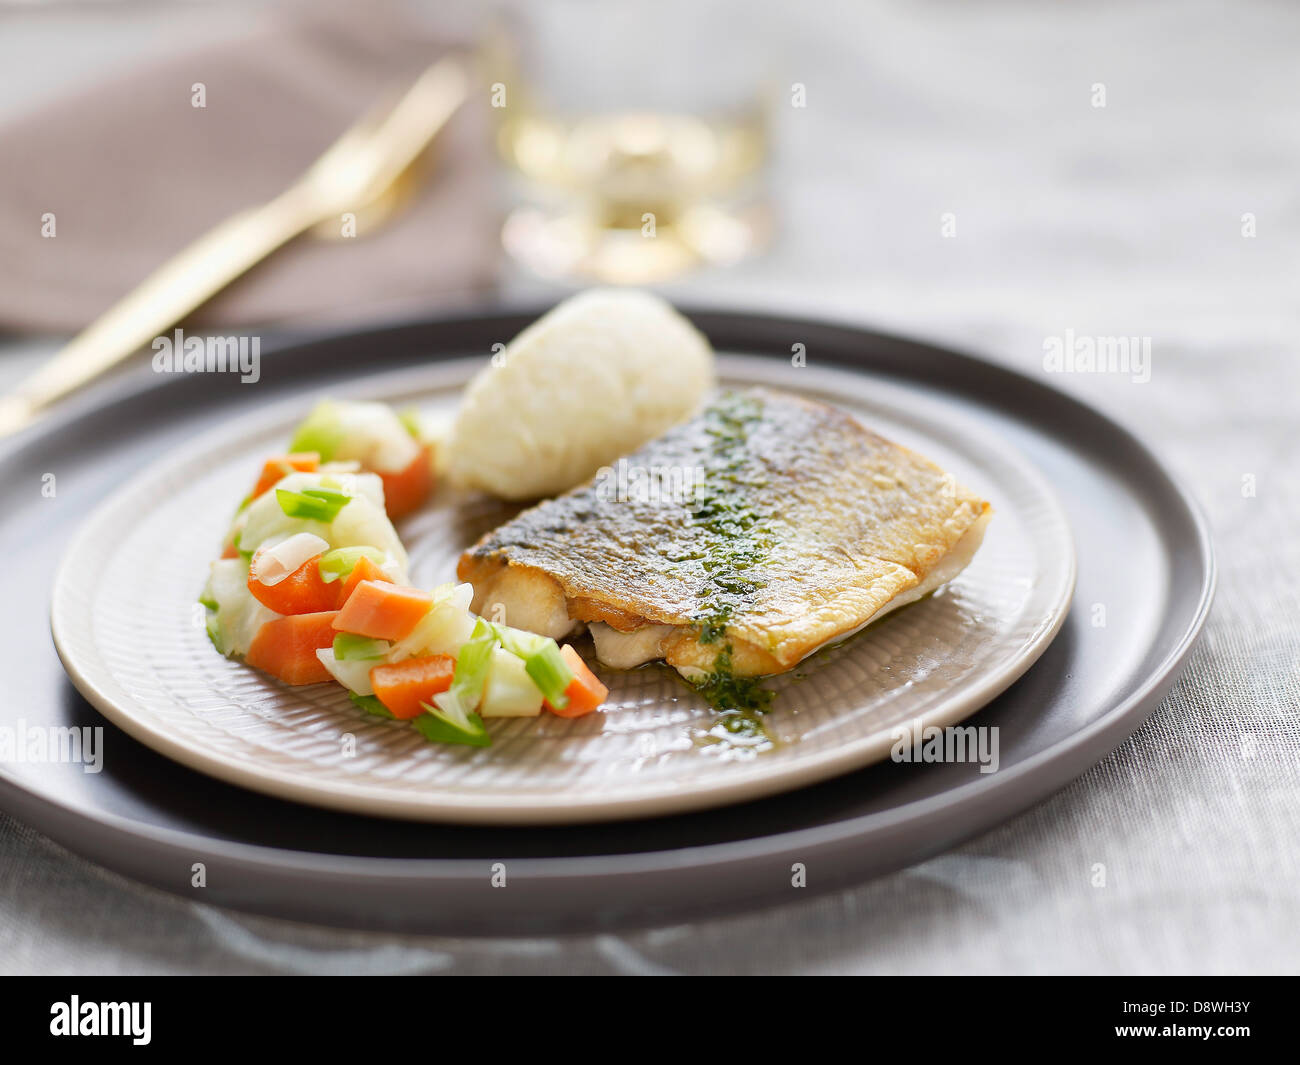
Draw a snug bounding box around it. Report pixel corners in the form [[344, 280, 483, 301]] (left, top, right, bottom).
[[51, 355, 1075, 824]]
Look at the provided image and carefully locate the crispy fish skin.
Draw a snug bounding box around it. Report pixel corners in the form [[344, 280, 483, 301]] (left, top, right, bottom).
[[458, 389, 991, 676]]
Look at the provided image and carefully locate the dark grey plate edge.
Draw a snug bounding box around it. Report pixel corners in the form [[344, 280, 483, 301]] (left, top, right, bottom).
[[0, 604, 1210, 935], [1, 305, 1216, 934]]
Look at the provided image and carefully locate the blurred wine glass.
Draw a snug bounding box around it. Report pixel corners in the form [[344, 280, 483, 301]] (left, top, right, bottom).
[[489, 1, 773, 283]]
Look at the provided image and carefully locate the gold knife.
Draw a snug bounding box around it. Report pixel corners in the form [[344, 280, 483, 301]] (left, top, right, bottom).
[[0, 55, 469, 438]]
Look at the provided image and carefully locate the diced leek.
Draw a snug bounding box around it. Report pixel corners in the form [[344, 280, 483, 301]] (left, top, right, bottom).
[[491, 623, 573, 710], [349, 692, 396, 719], [430, 618, 497, 729], [522, 642, 573, 710], [480, 647, 546, 717], [412, 705, 491, 747], [288, 400, 344, 462], [397, 407, 423, 439], [204, 610, 223, 654], [198, 579, 218, 612], [318, 545, 385, 584], [491, 623, 548, 657], [293, 400, 420, 473], [304, 487, 351, 509], [332, 633, 390, 661], [275, 487, 350, 522], [328, 493, 409, 570], [332, 402, 420, 473], [317, 649, 376, 695], [208, 557, 278, 658], [387, 592, 475, 660], [251, 531, 330, 586], [238, 471, 392, 561]]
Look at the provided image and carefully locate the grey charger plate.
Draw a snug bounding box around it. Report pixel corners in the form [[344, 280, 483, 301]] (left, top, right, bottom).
[[1, 308, 1213, 934]]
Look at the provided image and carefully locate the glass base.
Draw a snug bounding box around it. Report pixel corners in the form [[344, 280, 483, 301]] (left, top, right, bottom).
[[502, 199, 771, 284]]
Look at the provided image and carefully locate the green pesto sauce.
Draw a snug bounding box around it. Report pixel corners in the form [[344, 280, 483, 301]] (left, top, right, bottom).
[[691, 650, 776, 756], [680, 393, 780, 745], [688, 392, 772, 644], [689, 642, 773, 714]]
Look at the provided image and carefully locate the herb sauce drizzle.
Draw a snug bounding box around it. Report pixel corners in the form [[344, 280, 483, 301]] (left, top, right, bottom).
[[682, 392, 778, 742]]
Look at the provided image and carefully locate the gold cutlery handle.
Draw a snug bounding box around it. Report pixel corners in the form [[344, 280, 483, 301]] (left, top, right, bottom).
[[0, 55, 470, 440], [0, 192, 317, 437]]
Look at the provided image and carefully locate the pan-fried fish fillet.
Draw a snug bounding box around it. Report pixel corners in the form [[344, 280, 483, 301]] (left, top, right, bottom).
[[458, 389, 991, 678]]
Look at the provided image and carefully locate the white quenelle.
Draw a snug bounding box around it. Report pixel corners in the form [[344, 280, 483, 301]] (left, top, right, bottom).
[[447, 289, 715, 500]]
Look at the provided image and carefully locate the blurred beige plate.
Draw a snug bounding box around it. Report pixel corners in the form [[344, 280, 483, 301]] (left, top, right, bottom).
[[50, 356, 1075, 825]]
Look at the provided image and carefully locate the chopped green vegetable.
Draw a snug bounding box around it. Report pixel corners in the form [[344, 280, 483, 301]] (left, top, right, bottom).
[[306, 487, 350, 504], [412, 706, 491, 747], [430, 618, 497, 730], [230, 534, 255, 564], [332, 633, 390, 661], [490, 623, 573, 710], [520, 641, 572, 709], [275, 487, 350, 523], [288, 401, 343, 461], [490, 623, 545, 657], [397, 407, 423, 439], [204, 611, 224, 654], [318, 545, 385, 583], [349, 692, 396, 719]]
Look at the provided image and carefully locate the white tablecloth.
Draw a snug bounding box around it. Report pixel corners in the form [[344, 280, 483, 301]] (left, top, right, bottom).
[[1, 0, 1296, 974]]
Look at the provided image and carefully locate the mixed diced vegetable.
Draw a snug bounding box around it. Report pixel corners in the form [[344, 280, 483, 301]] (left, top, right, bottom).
[[200, 398, 609, 748]]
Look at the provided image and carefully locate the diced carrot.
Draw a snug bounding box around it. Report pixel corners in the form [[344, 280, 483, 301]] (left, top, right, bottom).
[[251, 452, 320, 498], [379, 444, 434, 521], [247, 553, 337, 615], [335, 553, 393, 609], [369, 655, 456, 719], [246, 611, 339, 685], [545, 645, 609, 718], [220, 542, 239, 559], [332, 580, 432, 641]]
